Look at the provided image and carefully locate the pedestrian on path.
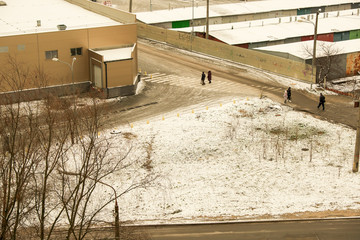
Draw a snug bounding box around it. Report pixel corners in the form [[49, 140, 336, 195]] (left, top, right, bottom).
[[207, 70, 212, 84], [201, 72, 206, 85], [287, 87, 292, 102], [317, 93, 326, 110], [283, 90, 288, 103]]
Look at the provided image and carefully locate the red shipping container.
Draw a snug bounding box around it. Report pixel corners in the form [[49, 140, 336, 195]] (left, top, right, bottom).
[[301, 33, 334, 42]]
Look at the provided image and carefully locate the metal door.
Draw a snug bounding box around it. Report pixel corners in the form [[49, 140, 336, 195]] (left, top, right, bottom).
[[94, 65, 102, 88]]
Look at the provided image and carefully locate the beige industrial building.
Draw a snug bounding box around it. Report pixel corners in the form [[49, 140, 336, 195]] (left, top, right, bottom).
[[0, 0, 138, 100]]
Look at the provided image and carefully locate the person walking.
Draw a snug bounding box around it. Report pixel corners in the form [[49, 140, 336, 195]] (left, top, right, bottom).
[[283, 90, 288, 103], [207, 70, 212, 84], [287, 87, 292, 102], [201, 72, 206, 85], [317, 93, 326, 110]]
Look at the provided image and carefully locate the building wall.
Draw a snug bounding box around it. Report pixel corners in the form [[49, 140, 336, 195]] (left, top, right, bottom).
[[106, 60, 133, 87], [39, 29, 91, 86], [88, 24, 137, 48], [0, 34, 40, 90], [0, 24, 138, 93], [346, 52, 360, 75]]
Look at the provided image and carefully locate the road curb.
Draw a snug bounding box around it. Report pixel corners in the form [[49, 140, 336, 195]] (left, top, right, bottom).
[[125, 216, 360, 227]]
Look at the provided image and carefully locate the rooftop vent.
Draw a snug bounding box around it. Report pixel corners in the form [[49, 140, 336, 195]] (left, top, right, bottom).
[[0, 1, 7, 6], [57, 24, 67, 31]]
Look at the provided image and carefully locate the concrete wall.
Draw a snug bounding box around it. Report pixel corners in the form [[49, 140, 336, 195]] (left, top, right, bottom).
[[65, 0, 136, 24], [255, 50, 304, 63], [0, 82, 91, 105], [137, 22, 314, 83]]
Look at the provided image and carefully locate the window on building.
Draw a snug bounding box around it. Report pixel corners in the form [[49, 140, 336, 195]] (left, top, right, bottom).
[[45, 50, 58, 60], [71, 47, 82, 56], [17, 45, 25, 51], [0, 46, 9, 53]]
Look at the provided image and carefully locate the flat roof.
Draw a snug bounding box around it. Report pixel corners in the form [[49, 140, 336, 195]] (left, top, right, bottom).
[[176, 9, 360, 45], [0, 0, 122, 37], [254, 39, 360, 60], [136, 0, 360, 24], [91, 45, 135, 62]]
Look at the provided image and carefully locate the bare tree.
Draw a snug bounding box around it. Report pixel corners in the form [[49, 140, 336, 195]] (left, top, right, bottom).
[[0, 57, 46, 240], [303, 42, 343, 87], [0, 57, 160, 240], [55, 97, 160, 240], [30, 96, 72, 240], [0, 96, 43, 240]]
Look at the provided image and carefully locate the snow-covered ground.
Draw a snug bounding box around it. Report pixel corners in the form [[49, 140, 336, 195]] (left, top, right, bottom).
[[327, 75, 360, 93], [92, 85, 360, 224], [10, 45, 359, 225]]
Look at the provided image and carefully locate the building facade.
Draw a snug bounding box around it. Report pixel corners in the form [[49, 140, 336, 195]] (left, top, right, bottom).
[[0, 0, 138, 100]]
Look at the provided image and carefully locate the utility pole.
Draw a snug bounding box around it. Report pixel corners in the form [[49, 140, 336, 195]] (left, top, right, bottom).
[[206, 0, 209, 39], [353, 104, 360, 172], [311, 9, 320, 88], [191, 0, 194, 36], [129, 0, 132, 12]]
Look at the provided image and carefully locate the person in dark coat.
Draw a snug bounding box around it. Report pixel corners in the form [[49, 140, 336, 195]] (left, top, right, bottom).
[[201, 72, 206, 85], [317, 93, 326, 110], [287, 87, 292, 102], [207, 70, 212, 84]]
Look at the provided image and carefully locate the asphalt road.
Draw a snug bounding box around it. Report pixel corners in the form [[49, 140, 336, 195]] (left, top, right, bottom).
[[134, 39, 356, 129], [141, 219, 360, 240], [102, 38, 357, 132]]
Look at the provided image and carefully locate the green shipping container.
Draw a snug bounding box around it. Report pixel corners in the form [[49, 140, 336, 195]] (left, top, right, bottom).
[[334, 31, 350, 42], [297, 8, 311, 15], [172, 20, 190, 28], [349, 30, 360, 39]]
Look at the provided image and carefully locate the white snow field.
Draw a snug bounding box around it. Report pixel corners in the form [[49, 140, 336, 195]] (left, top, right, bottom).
[[92, 94, 359, 224]]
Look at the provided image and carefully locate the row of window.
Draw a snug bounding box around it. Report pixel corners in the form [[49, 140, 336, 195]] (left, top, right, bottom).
[[45, 47, 83, 60], [0, 45, 25, 53], [1, 46, 83, 59]]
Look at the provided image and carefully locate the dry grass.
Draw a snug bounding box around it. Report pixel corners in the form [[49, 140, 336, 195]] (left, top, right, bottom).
[[122, 132, 137, 140]]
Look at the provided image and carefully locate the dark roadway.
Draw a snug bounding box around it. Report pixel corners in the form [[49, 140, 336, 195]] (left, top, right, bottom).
[[137, 39, 357, 129], [140, 218, 360, 240]]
